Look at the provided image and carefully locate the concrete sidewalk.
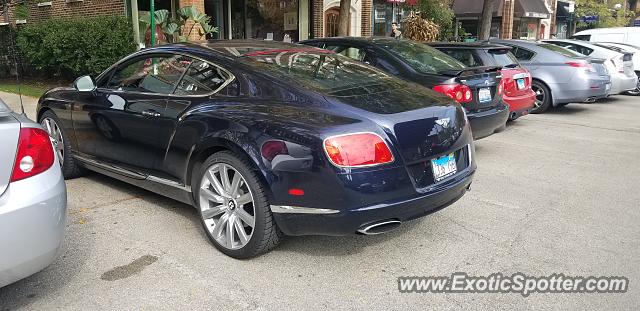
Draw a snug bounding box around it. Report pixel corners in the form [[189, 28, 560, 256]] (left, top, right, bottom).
[[1, 91, 38, 120]]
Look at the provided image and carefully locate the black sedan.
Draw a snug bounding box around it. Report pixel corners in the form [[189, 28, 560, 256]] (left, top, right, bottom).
[[37, 41, 475, 258], [301, 37, 510, 139]]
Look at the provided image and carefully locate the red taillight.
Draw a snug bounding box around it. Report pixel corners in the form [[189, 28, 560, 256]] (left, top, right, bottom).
[[11, 128, 55, 182], [566, 61, 593, 70], [433, 84, 473, 103], [497, 79, 504, 95], [323, 133, 394, 167]]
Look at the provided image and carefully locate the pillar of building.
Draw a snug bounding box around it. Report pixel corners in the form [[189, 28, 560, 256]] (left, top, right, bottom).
[[500, 0, 515, 39], [313, 0, 324, 38], [179, 0, 206, 41], [549, 0, 558, 36], [361, 0, 372, 37]]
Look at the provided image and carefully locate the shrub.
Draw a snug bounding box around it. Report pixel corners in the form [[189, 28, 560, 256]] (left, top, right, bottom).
[[16, 16, 136, 80]]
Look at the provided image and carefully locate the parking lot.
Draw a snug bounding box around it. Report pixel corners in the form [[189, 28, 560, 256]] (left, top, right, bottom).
[[1, 91, 639, 310]]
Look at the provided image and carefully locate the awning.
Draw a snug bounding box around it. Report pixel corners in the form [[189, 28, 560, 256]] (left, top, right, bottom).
[[453, 0, 550, 19], [519, 0, 551, 19]]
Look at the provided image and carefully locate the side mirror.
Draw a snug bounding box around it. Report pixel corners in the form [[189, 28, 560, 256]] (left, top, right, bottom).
[[74, 75, 96, 92]]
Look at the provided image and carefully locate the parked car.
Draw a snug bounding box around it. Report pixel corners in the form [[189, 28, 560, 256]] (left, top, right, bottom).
[[543, 39, 637, 95], [572, 27, 640, 46], [488, 39, 611, 113], [37, 41, 476, 259], [0, 98, 66, 288], [429, 42, 535, 121], [300, 37, 509, 139], [591, 42, 640, 95]]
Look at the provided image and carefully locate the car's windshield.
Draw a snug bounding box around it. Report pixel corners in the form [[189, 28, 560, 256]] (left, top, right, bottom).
[[374, 39, 466, 74], [538, 43, 583, 58], [236, 48, 396, 93]]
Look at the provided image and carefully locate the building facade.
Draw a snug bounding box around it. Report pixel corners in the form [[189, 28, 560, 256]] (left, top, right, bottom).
[[0, 0, 376, 43], [453, 0, 551, 40]]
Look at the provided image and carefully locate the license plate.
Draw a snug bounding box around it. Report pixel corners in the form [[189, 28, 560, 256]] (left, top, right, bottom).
[[478, 87, 491, 103], [516, 78, 526, 90], [431, 153, 457, 182]]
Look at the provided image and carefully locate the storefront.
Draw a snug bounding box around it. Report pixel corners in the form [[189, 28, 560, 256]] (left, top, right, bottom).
[[372, 0, 415, 37], [211, 0, 310, 42], [453, 0, 550, 40], [133, 0, 311, 43]]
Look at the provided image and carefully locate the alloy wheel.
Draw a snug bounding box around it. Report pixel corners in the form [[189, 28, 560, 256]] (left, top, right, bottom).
[[199, 163, 255, 250], [41, 117, 64, 166], [533, 85, 545, 109]]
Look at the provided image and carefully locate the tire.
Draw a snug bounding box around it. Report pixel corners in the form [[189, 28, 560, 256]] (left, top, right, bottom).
[[39, 110, 86, 179], [531, 81, 552, 114], [193, 151, 282, 259]]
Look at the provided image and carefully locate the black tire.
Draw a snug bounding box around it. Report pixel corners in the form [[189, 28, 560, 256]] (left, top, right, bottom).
[[531, 81, 552, 114], [39, 110, 86, 179], [193, 151, 282, 259]]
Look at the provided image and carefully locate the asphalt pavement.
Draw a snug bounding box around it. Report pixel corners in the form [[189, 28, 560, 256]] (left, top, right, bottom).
[[1, 91, 639, 310]]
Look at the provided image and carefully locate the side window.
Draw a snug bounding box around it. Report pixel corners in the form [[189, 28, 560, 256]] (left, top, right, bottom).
[[440, 49, 480, 67], [106, 55, 191, 94], [512, 47, 535, 61], [175, 59, 232, 96], [324, 45, 366, 62], [572, 35, 591, 41]]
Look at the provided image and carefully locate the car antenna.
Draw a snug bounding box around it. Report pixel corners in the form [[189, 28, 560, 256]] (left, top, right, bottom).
[[9, 24, 25, 116]]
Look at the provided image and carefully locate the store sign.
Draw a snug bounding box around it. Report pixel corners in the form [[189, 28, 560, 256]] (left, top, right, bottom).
[[581, 15, 599, 23], [524, 12, 551, 19]]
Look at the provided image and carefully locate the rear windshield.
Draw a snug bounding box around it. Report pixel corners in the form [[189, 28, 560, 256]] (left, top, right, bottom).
[[374, 39, 466, 74], [538, 44, 583, 58], [236, 48, 396, 93], [488, 49, 519, 67]]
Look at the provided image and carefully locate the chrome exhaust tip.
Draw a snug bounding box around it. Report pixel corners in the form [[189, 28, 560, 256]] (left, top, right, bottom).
[[357, 220, 402, 235], [585, 97, 597, 103]]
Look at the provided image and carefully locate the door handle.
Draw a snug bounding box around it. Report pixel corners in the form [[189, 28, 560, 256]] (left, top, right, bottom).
[[141, 109, 161, 117]]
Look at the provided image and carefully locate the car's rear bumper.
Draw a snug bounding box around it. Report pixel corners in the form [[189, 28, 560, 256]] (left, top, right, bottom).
[[272, 165, 474, 236], [504, 89, 535, 118], [611, 74, 638, 94], [467, 103, 510, 140], [0, 165, 66, 288], [552, 79, 610, 104]]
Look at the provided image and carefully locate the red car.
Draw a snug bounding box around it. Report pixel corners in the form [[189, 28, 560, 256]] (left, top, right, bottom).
[[430, 42, 536, 120]]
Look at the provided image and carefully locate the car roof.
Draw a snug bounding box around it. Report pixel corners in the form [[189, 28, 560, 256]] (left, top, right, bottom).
[[144, 40, 329, 59], [427, 42, 511, 50], [574, 27, 640, 35]]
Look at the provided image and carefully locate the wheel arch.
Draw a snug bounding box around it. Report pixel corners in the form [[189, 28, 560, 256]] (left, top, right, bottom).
[[186, 137, 273, 201], [531, 78, 555, 106]]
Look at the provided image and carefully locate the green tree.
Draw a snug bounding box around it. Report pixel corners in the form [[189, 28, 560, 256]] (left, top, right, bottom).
[[575, 0, 635, 28], [412, 0, 457, 40]]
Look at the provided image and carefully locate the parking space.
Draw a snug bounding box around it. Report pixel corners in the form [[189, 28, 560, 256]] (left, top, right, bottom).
[[1, 93, 639, 310]]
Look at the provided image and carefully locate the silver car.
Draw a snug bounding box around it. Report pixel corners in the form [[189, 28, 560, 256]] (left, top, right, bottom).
[[543, 39, 637, 95], [489, 39, 611, 113], [0, 99, 66, 288]]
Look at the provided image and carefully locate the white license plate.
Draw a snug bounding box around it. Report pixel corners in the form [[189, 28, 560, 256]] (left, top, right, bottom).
[[478, 87, 491, 103], [516, 79, 526, 90], [431, 153, 457, 182]]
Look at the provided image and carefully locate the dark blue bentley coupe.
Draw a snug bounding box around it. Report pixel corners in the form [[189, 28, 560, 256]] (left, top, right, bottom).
[[36, 41, 476, 258]]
